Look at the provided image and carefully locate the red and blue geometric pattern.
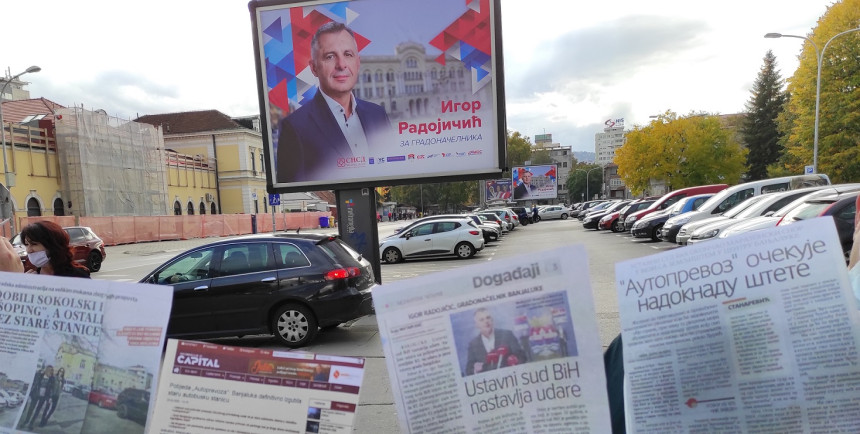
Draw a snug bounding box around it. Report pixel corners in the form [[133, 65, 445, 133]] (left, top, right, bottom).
[[262, 4, 369, 114], [429, 0, 493, 89]]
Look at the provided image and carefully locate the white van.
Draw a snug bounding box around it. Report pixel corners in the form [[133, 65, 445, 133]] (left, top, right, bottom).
[[661, 174, 830, 242]]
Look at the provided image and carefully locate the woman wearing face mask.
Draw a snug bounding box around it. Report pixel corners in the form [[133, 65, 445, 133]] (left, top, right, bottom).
[[21, 221, 90, 278]]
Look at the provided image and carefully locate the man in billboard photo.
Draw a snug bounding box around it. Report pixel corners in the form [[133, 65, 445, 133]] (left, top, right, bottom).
[[514, 169, 535, 199], [276, 22, 393, 183], [465, 308, 526, 376]]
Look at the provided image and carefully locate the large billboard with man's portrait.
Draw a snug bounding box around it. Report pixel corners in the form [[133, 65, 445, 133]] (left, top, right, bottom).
[[249, 0, 506, 193], [512, 165, 558, 200]]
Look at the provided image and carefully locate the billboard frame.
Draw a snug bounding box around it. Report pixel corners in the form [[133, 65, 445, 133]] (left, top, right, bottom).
[[249, 0, 507, 194]]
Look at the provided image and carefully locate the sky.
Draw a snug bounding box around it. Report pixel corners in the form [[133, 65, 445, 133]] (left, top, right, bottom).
[[1, 0, 834, 153]]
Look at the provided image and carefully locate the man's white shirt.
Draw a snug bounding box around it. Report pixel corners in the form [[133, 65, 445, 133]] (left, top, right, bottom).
[[321, 91, 369, 158]]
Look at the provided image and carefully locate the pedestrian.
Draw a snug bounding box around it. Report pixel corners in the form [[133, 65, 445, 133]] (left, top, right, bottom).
[[22, 365, 55, 430], [532, 204, 539, 223], [20, 221, 90, 278], [0, 236, 24, 273], [40, 367, 65, 426]]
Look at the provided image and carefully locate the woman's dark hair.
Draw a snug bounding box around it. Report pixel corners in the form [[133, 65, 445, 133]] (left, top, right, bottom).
[[20, 221, 87, 272]]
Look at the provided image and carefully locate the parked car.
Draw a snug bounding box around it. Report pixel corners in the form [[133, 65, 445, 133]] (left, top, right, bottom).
[[392, 214, 499, 242], [601, 199, 656, 232], [571, 200, 606, 218], [630, 195, 708, 240], [776, 190, 858, 260], [583, 200, 630, 230], [11, 226, 107, 272], [718, 184, 860, 240], [88, 389, 117, 409], [537, 205, 572, 221], [621, 184, 729, 232], [477, 212, 509, 233], [485, 208, 519, 229], [661, 174, 831, 243], [509, 206, 532, 225], [140, 233, 376, 348], [71, 384, 91, 400], [0, 389, 19, 407], [681, 187, 828, 245], [116, 388, 150, 424], [578, 201, 614, 221], [379, 217, 484, 264]]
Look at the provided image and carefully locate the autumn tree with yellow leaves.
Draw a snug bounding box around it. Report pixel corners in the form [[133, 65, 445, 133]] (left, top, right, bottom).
[[775, 0, 860, 182], [614, 111, 747, 195]]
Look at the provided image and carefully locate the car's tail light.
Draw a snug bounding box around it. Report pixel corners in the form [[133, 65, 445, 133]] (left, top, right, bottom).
[[469, 230, 480, 236], [325, 267, 361, 280], [512, 215, 519, 220]]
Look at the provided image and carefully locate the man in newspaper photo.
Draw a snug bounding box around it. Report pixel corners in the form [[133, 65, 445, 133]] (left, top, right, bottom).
[[465, 308, 527, 375]]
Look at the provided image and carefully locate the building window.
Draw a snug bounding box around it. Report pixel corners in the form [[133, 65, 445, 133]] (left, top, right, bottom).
[[187, 202, 195, 215], [260, 153, 265, 175], [375, 70, 383, 82], [26, 198, 41, 217], [392, 101, 397, 111], [53, 198, 64, 216], [211, 203, 218, 215], [363, 72, 371, 83], [174, 201, 182, 215], [200, 202, 206, 214], [386, 70, 394, 81], [562, 162, 568, 168], [406, 57, 418, 68]]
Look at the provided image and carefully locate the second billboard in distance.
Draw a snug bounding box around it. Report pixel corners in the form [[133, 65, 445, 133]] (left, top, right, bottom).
[[512, 165, 557, 200]]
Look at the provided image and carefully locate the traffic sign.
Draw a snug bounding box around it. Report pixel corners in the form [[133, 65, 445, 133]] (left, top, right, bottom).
[[269, 194, 281, 206], [804, 165, 814, 174]]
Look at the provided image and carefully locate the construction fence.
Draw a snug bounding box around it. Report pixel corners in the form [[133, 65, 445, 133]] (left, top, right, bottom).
[[17, 211, 333, 246]]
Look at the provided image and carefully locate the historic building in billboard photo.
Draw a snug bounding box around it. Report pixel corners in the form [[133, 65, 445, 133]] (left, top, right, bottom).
[[355, 42, 485, 124]]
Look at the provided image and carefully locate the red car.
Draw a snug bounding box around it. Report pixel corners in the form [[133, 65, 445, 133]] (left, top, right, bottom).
[[88, 389, 117, 409], [11, 226, 106, 272]]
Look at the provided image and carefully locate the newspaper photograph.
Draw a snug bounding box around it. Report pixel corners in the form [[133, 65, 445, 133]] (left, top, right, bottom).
[[0, 272, 172, 434], [375, 245, 611, 433], [150, 339, 365, 434], [615, 218, 860, 433]]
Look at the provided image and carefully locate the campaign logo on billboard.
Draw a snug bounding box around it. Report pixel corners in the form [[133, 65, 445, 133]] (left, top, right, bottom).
[[387, 155, 406, 162], [469, 150, 483, 155], [604, 118, 625, 129], [407, 154, 415, 160], [442, 153, 452, 157], [369, 158, 375, 164]]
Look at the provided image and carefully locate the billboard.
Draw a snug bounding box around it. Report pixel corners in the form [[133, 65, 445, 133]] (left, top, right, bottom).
[[485, 179, 512, 201], [249, 0, 506, 193], [512, 165, 557, 200]]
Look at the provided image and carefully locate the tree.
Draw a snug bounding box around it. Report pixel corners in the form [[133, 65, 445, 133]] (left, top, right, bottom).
[[777, 0, 860, 182], [615, 111, 746, 195], [506, 130, 532, 173], [742, 50, 787, 180], [566, 163, 603, 202]]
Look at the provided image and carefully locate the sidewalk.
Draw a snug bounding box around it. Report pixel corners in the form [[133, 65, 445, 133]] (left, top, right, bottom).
[[105, 220, 405, 257]]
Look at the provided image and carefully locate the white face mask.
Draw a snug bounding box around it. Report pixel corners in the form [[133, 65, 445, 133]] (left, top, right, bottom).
[[28, 250, 50, 268]]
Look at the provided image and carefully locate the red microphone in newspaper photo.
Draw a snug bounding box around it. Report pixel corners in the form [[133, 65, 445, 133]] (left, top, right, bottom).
[[465, 308, 526, 375]]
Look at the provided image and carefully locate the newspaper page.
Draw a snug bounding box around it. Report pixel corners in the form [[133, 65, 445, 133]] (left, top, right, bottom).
[[375, 245, 611, 433], [149, 339, 365, 434], [616, 218, 860, 433], [0, 272, 172, 434]]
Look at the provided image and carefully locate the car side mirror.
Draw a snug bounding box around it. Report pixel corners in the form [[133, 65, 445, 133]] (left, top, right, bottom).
[[404, 231, 413, 239]]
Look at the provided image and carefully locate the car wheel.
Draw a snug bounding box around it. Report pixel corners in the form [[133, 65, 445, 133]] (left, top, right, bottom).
[[382, 247, 402, 264], [87, 251, 102, 272], [560, 213, 568, 220], [455, 242, 475, 259], [117, 404, 128, 419], [611, 221, 622, 232], [651, 225, 664, 241], [272, 303, 317, 348]]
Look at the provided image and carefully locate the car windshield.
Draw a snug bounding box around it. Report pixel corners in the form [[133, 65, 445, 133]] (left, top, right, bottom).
[[782, 201, 833, 222]]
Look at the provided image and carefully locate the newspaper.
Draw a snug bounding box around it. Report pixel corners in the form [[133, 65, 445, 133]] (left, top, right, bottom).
[[149, 339, 365, 434], [0, 272, 172, 434], [375, 246, 611, 433], [616, 218, 860, 433]]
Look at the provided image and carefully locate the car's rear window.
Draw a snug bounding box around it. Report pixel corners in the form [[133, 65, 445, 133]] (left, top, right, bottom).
[[319, 239, 362, 265]]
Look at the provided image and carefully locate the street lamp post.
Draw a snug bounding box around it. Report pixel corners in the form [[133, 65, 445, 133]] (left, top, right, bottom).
[[765, 28, 860, 174], [0, 65, 41, 227], [574, 167, 602, 201]]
